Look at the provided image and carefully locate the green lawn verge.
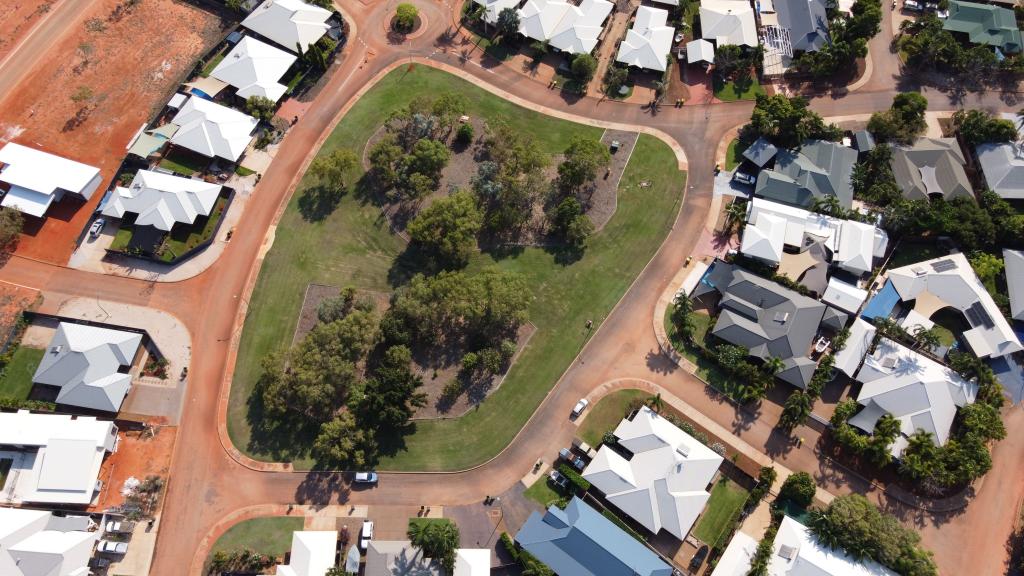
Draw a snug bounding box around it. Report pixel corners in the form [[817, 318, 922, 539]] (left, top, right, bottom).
[[713, 75, 765, 102], [523, 476, 568, 509], [663, 308, 743, 399], [0, 347, 44, 400], [725, 139, 747, 171], [208, 516, 302, 560], [577, 388, 647, 446], [228, 66, 684, 471], [692, 478, 749, 547], [159, 196, 228, 262]]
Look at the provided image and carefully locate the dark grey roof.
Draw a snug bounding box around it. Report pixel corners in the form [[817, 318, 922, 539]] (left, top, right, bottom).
[[776, 0, 830, 51], [854, 130, 875, 153], [777, 357, 819, 389], [754, 139, 857, 208], [891, 138, 972, 201], [821, 306, 849, 331], [742, 137, 779, 168]]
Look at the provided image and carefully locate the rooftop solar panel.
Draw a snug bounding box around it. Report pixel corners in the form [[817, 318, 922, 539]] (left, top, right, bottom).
[[965, 301, 994, 329], [931, 259, 958, 272]]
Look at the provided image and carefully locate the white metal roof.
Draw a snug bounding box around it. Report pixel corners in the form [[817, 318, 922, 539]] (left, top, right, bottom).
[[1, 186, 55, 218], [834, 219, 877, 276], [518, 0, 612, 53], [821, 277, 868, 314], [616, 6, 675, 71], [766, 516, 898, 576], [0, 508, 96, 576], [103, 170, 222, 232], [275, 531, 338, 576], [1004, 248, 1024, 321], [33, 322, 143, 413], [170, 96, 259, 161], [474, 0, 523, 23], [242, 0, 331, 53], [0, 143, 102, 216], [582, 406, 723, 540], [454, 549, 491, 576], [834, 317, 876, 376], [700, 0, 758, 47], [740, 211, 786, 264], [709, 531, 758, 576], [211, 36, 297, 102], [686, 39, 716, 64], [888, 252, 1022, 358]]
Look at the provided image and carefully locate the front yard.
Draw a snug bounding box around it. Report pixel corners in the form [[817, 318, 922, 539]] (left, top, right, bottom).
[[725, 139, 747, 171], [663, 308, 744, 399], [577, 388, 648, 446], [207, 516, 302, 563], [713, 75, 765, 102], [108, 196, 228, 263], [0, 347, 45, 400]]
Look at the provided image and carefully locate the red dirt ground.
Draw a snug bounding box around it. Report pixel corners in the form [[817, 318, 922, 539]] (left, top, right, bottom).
[[0, 281, 41, 338], [92, 425, 177, 511], [0, 0, 56, 63], [0, 0, 226, 264]]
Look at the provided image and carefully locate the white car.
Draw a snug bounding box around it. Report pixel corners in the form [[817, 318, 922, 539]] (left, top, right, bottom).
[[98, 540, 128, 554], [572, 398, 589, 417], [354, 472, 378, 484], [360, 520, 374, 550], [89, 218, 106, 238], [105, 520, 136, 534]]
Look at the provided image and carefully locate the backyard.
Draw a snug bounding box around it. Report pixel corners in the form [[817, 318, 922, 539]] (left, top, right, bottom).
[[887, 241, 946, 269], [663, 307, 744, 399], [577, 388, 648, 446], [207, 516, 303, 568], [227, 66, 685, 471], [524, 475, 568, 509], [0, 347, 44, 400], [691, 478, 749, 547]]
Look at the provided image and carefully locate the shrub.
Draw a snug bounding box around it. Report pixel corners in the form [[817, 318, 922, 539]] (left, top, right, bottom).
[[557, 463, 591, 492], [455, 122, 474, 145], [779, 472, 816, 507], [746, 466, 777, 509]]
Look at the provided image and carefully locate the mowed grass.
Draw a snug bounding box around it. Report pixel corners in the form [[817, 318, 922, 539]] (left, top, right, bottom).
[[692, 478, 749, 547], [0, 347, 44, 400], [523, 476, 567, 509], [208, 516, 302, 560], [713, 75, 765, 102], [577, 388, 648, 446], [228, 66, 685, 471], [725, 139, 747, 171]]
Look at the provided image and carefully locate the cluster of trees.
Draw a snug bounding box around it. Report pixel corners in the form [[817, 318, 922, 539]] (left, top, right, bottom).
[[884, 189, 1024, 253], [206, 549, 274, 575], [900, 15, 1024, 84], [874, 317, 943, 354], [745, 94, 843, 148], [807, 494, 938, 576], [714, 45, 764, 82], [951, 109, 1018, 147], [408, 520, 461, 572], [867, 93, 928, 145], [713, 343, 785, 404], [472, 121, 548, 237], [408, 190, 483, 268], [792, 0, 881, 78], [830, 401, 903, 468], [779, 353, 836, 430], [851, 143, 901, 205]]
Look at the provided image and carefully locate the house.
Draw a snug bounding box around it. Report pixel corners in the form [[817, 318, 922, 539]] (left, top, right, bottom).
[[518, 0, 613, 55], [582, 405, 723, 540], [0, 142, 102, 218], [0, 508, 97, 576], [169, 96, 260, 162], [890, 138, 972, 201], [852, 337, 977, 457], [616, 6, 675, 71], [976, 113, 1024, 199], [32, 322, 143, 413], [0, 410, 118, 506], [275, 531, 337, 576], [242, 0, 332, 54], [774, 0, 829, 52], [365, 541, 491, 576], [1004, 248, 1024, 321], [687, 39, 716, 64], [822, 277, 868, 315], [742, 137, 779, 169], [700, 0, 758, 48], [941, 0, 1022, 53], [692, 261, 827, 388], [853, 130, 876, 155], [211, 36, 298, 103], [886, 252, 1022, 358], [834, 317, 876, 376], [712, 516, 897, 576], [753, 140, 858, 209], [515, 497, 672, 576], [473, 0, 523, 23], [102, 170, 223, 233]]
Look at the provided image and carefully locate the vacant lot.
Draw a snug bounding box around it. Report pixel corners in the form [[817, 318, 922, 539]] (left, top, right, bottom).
[[0, 0, 56, 63], [0, 0, 225, 264]]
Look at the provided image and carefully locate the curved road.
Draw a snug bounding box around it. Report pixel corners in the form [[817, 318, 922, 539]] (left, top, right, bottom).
[[2, 1, 1021, 574]]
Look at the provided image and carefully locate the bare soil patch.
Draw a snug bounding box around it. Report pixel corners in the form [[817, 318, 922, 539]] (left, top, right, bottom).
[[0, 0, 227, 264], [292, 283, 391, 346], [92, 425, 176, 512], [0, 0, 56, 62]]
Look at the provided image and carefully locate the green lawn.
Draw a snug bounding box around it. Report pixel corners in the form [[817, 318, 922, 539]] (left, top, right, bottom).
[[110, 225, 133, 252], [692, 478, 749, 547], [663, 308, 743, 399], [523, 476, 568, 509], [713, 75, 765, 102], [160, 196, 228, 262], [930, 308, 968, 347], [578, 389, 648, 446], [0, 347, 44, 400], [725, 139, 747, 171], [887, 241, 945, 269], [158, 150, 208, 176], [208, 516, 302, 560], [201, 51, 226, 77], [228, 66, 685, 471]]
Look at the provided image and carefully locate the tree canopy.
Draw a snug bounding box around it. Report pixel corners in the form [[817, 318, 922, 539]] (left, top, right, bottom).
[[408, 520, 461, 573], [407, 190, 484, 268], [746, 94, 842, 148], [867, 93, 928, 144], [779, 472, 817, 507], [952, 109, 1018, 147], [557, 136, 611, 192]]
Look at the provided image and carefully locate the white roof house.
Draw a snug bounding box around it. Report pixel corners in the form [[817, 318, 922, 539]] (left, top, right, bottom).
[[32, 322, 143, 413], [170, 96, 259, 162], [454, 548, 491, 576], [1004, 248, 1024, 321], [616, 6, 675, 71], [0, 508, 97, 576], [740, 210, 786, 264], [686, 38, 716, 64], [211, 36, 298, 102], [976, 113, 1024, 200], [852, 338, 977, 457], [700, 0, 758, 47], [834, 317, 876, 377], [887, 252, 1022, 358], [0, 410, 117, 506], [582, 406, 723, 540], [518, 0, 613, 54], [242, 0, 332, 54], [0, 143, 102, 218], [821, 276, 868, 314], [473, 0, 523, 23], [710, 531, 758, 576], [102, 170, 222, 232], [275, 531, 338, 576]]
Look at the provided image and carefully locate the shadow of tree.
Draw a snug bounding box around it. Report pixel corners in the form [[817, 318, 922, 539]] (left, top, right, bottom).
[[298, 184, 345, 222], [245, 373, 319, 462], [294, 471, 351, 506]]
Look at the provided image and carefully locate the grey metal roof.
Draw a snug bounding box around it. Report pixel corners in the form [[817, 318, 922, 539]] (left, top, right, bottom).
[[742, 137, 779, 168], [775, 0, 830, 51], [515, 497, 672, 576], [754, 140, 857, 209], [365, 541, 438, 576], [777, 356, 818, 388], [1004, 249, 1024, 321], [977, 141, 1024, 199], [854, 130, 876, 153], [821, 306, 850, 331], [891, 138, 972, 201]]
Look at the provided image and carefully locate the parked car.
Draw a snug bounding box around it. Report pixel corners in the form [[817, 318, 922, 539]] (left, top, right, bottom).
[[690, 545, 710, 570], [549, 469, 569, 489], [558, 448, 586, 470], [89, 218, 105, 238], [360, 520, 374, 550], [571, 398, 589, 417], [98, 540, 128, 554], [558, 447, 573, 461], [732, 171, 756, 186], [354, 472, 378, 484], [572, 437, 598, 459], [105, 520, 136, 534]]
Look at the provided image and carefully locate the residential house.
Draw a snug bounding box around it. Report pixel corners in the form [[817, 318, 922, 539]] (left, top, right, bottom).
[[852, 337, 977, 457], [753, 139, 858, 209], [886, 252, 1022, 358], [700, 0, 758, 48], [941, 0, 1022, 53], [976, 113, 1024, 199], [0, 410, 118, 506], [473, 0, 523, 23], [0, 143, 102, 218], [582, 406, 723, 540], [169, 96, 260, 162], [1004, 248, 1024, 321], [275, 531, 337, 576], [890, 138, 972, 201], [32, 322, 143, 413], [0, 508, 97, 576], [616, 6, 675, 71], [774, 0, 830, 52], [687, 38, 716, 64], [364, 541, 491, 576], [691, 261, 828, 388], [211, 36, 298, 103], [822, 277, 868, 315], [741, 137, 779, 169], [515, 497, 672, 576], [518, 0, 614, 55], [102, 170, 223, 233], [834, 317, 876, 376], [242, 0, 332, 54]]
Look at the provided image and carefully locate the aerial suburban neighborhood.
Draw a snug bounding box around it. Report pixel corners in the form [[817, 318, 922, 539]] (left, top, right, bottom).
[[2, 0, 1024, 573]]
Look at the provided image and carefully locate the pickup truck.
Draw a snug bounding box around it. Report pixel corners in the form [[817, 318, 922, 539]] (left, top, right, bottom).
[[98, 540, 128, 554], [360, 520, 374, 550]]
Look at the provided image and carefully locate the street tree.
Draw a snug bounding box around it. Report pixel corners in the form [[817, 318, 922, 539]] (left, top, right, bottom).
[[557, 136, 611, 192], [309, 148, 358, 193], [407, 190, 484, 267], [747, 94, 842, 148], [496, 8, 520, 39], [395, 3, 418, 31], [952, 109, 1018, 146], [312, 411, 377, 468], [779, 471, 816, 507], [867, 93, 928, 144], [571, 54, 598, 83], [358, 345, 427, 431]]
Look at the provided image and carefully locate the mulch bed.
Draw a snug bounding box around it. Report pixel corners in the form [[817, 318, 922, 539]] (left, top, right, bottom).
[[291, 283, 391, 346]]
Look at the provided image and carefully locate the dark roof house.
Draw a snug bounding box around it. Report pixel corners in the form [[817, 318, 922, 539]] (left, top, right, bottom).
[[775, 0, 830, 51], [942, 0, 1022, 53], [742, 137, 780, 168], [515, 497, 672, 576], [890, 138, 972, 201], [753, 139, 858, 209]]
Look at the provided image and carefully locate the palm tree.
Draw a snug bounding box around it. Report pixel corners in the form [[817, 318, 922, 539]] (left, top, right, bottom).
[[810, 194, 842, 218], [762, 356, 785, 376], [911, 325, 941, 352], [408, 520, 460, 572], [648, 393, 665, 413], [724, 199, 748, 233]]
